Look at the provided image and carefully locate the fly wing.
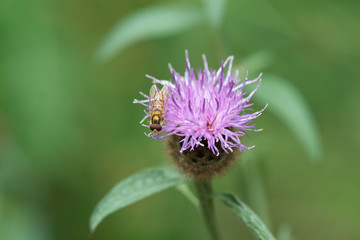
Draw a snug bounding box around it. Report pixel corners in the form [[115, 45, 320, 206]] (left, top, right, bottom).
[[161, 86, 169, 108], [149, 85, 157, 112]]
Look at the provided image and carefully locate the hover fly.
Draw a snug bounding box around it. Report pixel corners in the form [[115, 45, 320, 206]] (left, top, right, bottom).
[[148, 85, 169, 134]]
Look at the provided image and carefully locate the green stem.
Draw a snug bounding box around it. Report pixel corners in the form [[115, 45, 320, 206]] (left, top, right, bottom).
[[194, 180, 221, 240]]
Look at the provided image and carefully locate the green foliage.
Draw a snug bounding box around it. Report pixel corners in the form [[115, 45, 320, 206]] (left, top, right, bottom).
[[239, 50, 275, 74], [255, 74, 322, 162], [89, 167, 187, 233], [175, 184, 200, 208], [2, 0, 359, 239], [215, 193, 276, 240], [202, 0, 227, 30], [277, 224, 296, 240], [90, 167, 279, 240], [95, 4, 204, 61], [0, 190, 49, 240], [239, 155, 272, 229]]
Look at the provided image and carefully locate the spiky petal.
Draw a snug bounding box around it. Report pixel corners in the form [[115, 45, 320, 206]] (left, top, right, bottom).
[[134, 51, 266, 156]]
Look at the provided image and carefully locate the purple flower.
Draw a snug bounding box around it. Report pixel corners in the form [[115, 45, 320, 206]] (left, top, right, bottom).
[[134, 51, 266, 156]]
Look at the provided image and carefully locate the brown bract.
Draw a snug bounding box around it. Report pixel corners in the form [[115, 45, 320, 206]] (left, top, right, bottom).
[[167, 135, 239, 181]]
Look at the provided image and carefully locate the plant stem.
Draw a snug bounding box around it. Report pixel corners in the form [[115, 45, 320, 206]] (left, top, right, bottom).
[[194, 180, 221, 240]]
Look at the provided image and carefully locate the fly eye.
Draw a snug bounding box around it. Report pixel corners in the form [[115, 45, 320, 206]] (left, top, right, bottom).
[[156, 125, 162, 131], [150, 124, 162, 132]]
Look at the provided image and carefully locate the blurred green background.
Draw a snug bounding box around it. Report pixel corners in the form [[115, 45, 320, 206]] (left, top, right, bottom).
[[0, 0, 359, 239]]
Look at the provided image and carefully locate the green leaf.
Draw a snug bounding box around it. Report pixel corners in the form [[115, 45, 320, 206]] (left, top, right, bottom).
[[95, 4, 204, 61], [255, 74, 322, 162], [239, 156, 272, 229], [202, 0, 226, 30], [215, 193, 276, 240], [277, 223, 296, 240], [175, 184, 200, 208], [239, 50, 275, 74], [89, 167, 187, 233]]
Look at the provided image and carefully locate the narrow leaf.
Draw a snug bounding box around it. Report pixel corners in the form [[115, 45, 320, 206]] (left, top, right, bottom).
[[175, 184, 200, 208], [239, 50, 275, 74], [95, 4, 203, 61], [255, 74, 322, 162], [89, 167, 187, 233], [215, 193, 276, 240], [239, 156, 272, 229], [277, 223, 296, 240], [202, 0, 226, 30]]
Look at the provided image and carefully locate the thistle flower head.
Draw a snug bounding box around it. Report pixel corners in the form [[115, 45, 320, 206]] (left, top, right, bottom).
[[134, 51, 266, 179], [135, 51, 266, 152]]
